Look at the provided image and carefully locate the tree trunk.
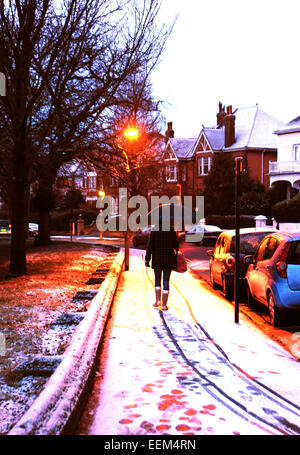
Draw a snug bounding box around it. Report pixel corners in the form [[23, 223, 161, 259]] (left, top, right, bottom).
[[34, 174, 56, 246], [9, 183, 29, 276], [35, 210, 52, 246], [8, 131, 31, 276]]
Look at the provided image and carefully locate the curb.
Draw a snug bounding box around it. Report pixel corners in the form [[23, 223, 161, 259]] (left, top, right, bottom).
[[8, 251, 124, 435]]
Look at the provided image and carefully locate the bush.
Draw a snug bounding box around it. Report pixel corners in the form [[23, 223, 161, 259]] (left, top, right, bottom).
[[206, 215, 255, 229], [50, 208, 99, 231], [272, 192, 300, 223], [240, 191, 270, 216]]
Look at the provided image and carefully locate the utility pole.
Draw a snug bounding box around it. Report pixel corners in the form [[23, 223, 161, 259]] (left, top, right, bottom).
[[234, 157, 243, 324]]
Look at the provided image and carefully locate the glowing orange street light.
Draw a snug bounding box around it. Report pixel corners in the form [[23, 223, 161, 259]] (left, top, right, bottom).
[[123, 127, 139, 141], [98, 188, 105, 240], [122, 125, 140, 271], [98, 189, 105, 199]]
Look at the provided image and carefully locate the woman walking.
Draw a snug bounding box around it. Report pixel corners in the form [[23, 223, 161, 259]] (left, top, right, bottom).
[[145, 224, 179, 310]]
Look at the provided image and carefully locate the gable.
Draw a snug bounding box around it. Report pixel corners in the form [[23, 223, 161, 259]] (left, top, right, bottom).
[[164, 143, 178, 161], [194, 131, 213, 153]]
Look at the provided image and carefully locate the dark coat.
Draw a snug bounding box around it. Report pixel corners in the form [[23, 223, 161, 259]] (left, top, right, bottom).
[[145, 229, 179, 270]]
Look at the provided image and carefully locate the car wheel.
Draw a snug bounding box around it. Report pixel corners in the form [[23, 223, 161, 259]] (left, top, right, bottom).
[[222, 276, 233, 302], [246, 283, 257, 310], [210, 269, 218, 290], [267, 292, 282, 327]]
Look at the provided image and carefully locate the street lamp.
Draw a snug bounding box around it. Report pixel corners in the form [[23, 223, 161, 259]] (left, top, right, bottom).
[[123, 127, 139, 141], [122, 125, 140, 271], [98, 187, 105, 240]]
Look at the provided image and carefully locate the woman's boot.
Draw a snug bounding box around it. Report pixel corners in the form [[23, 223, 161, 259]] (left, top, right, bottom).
[[162, 291, 169, 310], [153, 287, 161, 308]]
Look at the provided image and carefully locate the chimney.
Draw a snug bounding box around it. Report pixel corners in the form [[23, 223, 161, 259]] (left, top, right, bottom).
[[165, 121, 174, 142], [216, 102, 226, 128], [224, 105, 235, 148]]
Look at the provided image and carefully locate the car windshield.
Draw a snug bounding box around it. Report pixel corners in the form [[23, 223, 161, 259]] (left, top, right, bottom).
[[230, 232, 274, 254], [0, 220, 9, 227], [287, 241, 300, 265]]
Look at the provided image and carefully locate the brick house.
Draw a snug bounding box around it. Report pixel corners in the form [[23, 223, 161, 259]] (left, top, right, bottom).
[[163, 103, 284, 198], [56, 164, 120, 213], [163, 122, 196, 197]]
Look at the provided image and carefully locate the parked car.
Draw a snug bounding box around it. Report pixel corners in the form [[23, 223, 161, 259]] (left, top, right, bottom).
[[0, 221, 38, 237], [28, 223, 39, 237], [179, 224, 222, 245], [132, 226, 153, 249], [207, 228, 278, 301], [0, 220, 11, 235], [245, 232, 300, 326]]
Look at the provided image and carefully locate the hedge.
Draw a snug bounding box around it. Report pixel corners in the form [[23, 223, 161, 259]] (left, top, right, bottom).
[[50, 209, 99, 231], [206, 214, 255, 229], [272, 193, 300, 223]]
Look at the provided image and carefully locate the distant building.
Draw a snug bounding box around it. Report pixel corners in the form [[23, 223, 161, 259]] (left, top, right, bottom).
[[163, 103, 283, 197], [269, 116, 300, 199]]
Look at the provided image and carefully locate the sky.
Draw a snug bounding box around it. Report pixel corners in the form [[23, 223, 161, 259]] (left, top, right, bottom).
[[151, 0, 300, 138]]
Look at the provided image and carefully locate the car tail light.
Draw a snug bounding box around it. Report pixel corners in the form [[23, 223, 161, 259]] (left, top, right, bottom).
[[225, 256, 235, 270], [276, 244, 289, 278]]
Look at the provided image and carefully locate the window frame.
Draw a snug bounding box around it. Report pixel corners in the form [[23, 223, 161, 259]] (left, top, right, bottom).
[[198, 156, 212, 176], [166, 164, 177, 182], [293, 144, 300, 161]]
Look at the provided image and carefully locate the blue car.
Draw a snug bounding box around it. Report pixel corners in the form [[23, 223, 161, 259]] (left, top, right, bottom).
[[245, 232, 300, 326]]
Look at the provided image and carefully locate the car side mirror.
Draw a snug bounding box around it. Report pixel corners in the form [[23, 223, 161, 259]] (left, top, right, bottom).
[[244, 255, 254, 265], [206, 249, 214, 258]]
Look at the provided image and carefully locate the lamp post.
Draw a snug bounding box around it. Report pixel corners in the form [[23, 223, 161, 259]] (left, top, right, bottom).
[[98, 188, 105, 240], [122, 126, 140, 271], [234, 157, 243, 323]]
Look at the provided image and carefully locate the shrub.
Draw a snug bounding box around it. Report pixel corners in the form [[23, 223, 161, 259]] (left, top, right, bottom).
[[50, 208, 99, 231], [240, 191, 270, 216], [206, 215, 255, 229], [272, 192, 300, 223]]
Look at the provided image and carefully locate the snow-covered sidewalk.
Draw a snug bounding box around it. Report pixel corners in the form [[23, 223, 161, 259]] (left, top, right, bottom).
[[76, 251, 300, 436]]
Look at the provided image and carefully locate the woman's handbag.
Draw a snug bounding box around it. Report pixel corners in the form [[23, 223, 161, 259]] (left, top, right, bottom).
[[174, 250, 187, 273]]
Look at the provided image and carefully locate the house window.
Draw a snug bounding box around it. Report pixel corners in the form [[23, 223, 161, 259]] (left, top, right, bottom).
[[75, 177, 82, 189], [110, 176, 119, 187], [166, 165, 177, 182], [89, 176, 97, 189], [181, 164, 186, 182], [198, 156, 212, 176], [293, 144, 300, 161]]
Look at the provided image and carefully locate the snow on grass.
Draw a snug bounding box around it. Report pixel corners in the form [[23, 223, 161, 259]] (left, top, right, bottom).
[[0, 240, 116, 434]]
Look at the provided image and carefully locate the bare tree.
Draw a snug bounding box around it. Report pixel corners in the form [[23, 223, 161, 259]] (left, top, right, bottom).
[[0, 0, 172, 274]]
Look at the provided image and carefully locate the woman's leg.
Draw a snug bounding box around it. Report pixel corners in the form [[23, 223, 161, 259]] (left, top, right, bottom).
[[162, 270, 171, 309], [153, 269, 162, 307]]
